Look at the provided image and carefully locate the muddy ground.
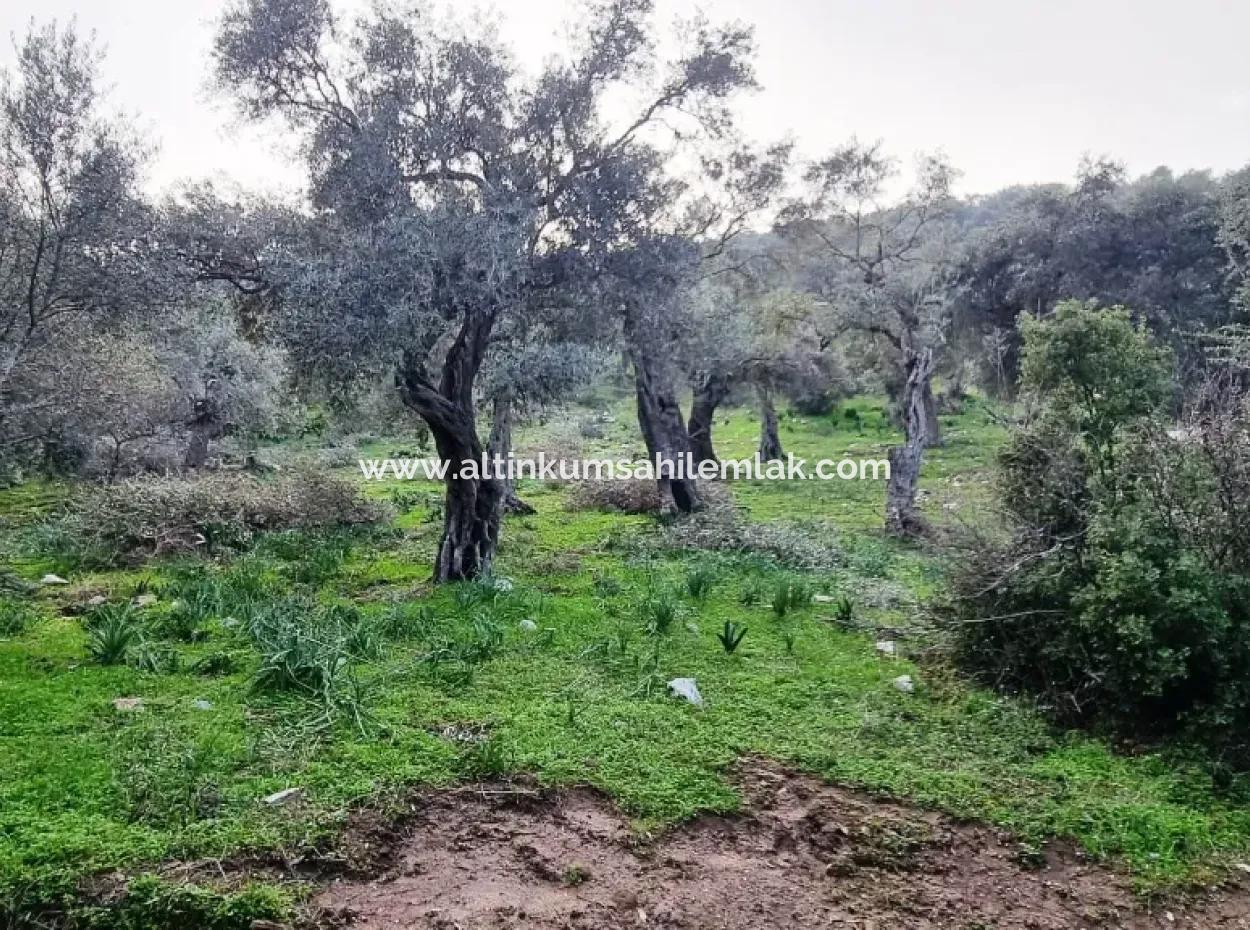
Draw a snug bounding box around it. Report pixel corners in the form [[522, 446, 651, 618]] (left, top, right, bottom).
[[309, 762, 1250, 930]]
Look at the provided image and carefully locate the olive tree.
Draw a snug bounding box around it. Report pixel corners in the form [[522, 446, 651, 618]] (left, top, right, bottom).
[[213, 0, 768, 578], [0, 22, 154, 461], [780, 140, 957, 536]]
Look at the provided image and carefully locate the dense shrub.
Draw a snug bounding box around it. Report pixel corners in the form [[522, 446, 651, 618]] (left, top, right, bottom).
[[946, 303, 1250, 756], [52, 470, 389, 565]]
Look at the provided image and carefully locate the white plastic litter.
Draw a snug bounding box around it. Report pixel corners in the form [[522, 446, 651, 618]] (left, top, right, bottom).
[[667, 677, 704, 707]]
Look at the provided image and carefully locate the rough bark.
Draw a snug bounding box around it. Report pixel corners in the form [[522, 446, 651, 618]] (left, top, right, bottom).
[[397, 312, 503, 582], [920, 377, 942, 448], [687, 373, 731, 466], [486, 395, 535, 515], [625, 319, 702, 514], [885, 346, 936, 538], [183, 400, 226, 470], [757, 382, 784, 461]]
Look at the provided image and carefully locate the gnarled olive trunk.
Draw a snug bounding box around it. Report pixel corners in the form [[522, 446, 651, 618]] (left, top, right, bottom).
[[397, 312, 503, 581], [887, 374, 942, 448], [687, 373, 731, 466], [885, 346, 936, 538], [487, 395, 535, 515], [183, 400, 226, 470], [756, 382, 783, 461], [625, 319, 701, 514]]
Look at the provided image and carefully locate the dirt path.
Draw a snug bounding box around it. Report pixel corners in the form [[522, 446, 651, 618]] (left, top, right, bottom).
[[312, 763, 1250, 930]]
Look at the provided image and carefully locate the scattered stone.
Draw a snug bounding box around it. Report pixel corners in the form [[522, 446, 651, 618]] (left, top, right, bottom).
[[493, 576, 515, 593], [112, 697, 145, 712], [812, 594, 835, 604], [1237, 862, 1250, 874], [875, 640, 897, 657], [41, 573, 69, 586], [667, 677, 704, 707], [519, 618, 538, 633], [222, 616, 239, 628], [892, 674, 914, 694], [264, 787, 305, 806], [192, 699, 214, 711], [134, 594, 158, 608], [86, 594, 107, 607]]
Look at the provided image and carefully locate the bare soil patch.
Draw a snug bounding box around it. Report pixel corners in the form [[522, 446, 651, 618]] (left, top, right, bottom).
[[313, 762, 1250, 929]]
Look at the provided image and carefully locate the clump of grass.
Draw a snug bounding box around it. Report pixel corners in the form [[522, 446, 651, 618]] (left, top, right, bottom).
[[0, 597, 35, 637], [738, 578, 764, 606], [86, 603, 143, 665], [462, 737, 515, 778], [771, 577, 812, 617], [833, 596, 855, 627], [117, 721, 227, 827], [642, 588, 679, 636], [715, 620, 748, 654], [188, 651, 237, 676], [130, 642, 180, 674], [685, 564, 716, 602]]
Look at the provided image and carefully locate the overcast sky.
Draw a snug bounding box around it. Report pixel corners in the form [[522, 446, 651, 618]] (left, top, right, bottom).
[[2, 0, 1248, 198]]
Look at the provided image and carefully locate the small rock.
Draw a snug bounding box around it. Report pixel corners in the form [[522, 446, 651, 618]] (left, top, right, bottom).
[[134, 594, 158, 608], [1236, 862, 1250, 874], [112, 697, 145, 712], [875, 640, 897, 657], [892, 674, 914, 694], [221, 616, 239, 628], [86, 594, 108, 607], [192, 699, 214, 711], [667, 677, 704, 707], [264, 787, 305, 806], [812, 594, 835, 604], [41, 573, 69, 586], [493, 576, 514, 593]]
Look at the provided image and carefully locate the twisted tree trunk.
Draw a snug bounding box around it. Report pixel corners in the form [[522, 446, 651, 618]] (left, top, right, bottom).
[[625, 315, 701, 514], [756, 382, 784, 461], [687, 373, 731, 466], [487, 395, 535, 515], [397, 312, 503, 581], [183, 399, 226, 469], [885, 346, 936, 538]]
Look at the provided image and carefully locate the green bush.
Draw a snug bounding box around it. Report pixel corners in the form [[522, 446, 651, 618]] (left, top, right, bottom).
[[947, 303, 1250, 757]]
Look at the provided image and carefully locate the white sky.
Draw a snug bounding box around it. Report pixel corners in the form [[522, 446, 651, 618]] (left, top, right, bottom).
[[2, 0, 1249, 198]]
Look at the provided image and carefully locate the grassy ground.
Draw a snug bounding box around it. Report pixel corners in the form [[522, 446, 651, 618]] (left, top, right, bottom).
[[1, 395, 1249, 925]]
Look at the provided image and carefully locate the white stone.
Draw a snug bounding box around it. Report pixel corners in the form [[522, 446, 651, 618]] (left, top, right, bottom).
[[41, 573, 69, 585], [875, 640, 897, 657], [134, 594, 158, 608], [112, 697, 145, 712], [264, 787, 305, 806], [519, 618, 538, 633], [892, 674, 914, 694]]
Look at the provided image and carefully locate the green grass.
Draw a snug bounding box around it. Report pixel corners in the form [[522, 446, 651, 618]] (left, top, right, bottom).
[[0, 395, 1248, 924]]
